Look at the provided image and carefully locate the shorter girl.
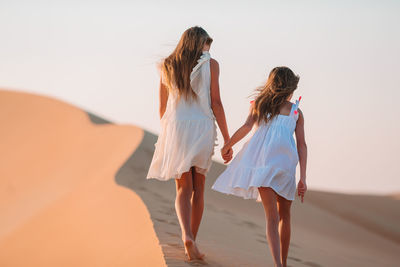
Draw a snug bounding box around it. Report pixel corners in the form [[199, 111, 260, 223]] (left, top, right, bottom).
[[212, 66, 307, 267]]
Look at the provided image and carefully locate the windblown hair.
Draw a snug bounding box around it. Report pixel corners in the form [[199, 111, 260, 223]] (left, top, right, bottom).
[[252, 66, 300, 124], [161, 26, 213, 100]]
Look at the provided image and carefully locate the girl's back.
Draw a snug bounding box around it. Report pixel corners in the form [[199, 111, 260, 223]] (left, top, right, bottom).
[[253, 100, 300, 170]]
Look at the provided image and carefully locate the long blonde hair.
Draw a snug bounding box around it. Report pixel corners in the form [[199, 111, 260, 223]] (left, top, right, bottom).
[[162, 26, 213, 100], [252, 66, 300, 124]]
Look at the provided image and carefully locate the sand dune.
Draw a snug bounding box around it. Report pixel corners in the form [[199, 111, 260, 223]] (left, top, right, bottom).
[[391, 193, 400, 200], [1, 89, 399, 267], [0, 90, 165, 267]]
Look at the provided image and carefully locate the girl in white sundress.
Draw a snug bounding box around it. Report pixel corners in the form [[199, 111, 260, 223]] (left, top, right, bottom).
[[146, 26, 232, 261], [212, 66, 308, 267]]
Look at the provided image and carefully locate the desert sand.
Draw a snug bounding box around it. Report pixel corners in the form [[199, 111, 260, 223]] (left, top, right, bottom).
[[1, 89, 399, 267], [121, 132, 400, 267], [0, 90, 165, 267]]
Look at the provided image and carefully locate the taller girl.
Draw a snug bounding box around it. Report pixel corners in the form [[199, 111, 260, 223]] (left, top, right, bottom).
[[147, 26, 231, 260]]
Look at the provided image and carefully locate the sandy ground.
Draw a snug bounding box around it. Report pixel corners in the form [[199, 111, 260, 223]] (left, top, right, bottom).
[[1, 89, 400, 267], [117, 131, 400, 267], [0, 90, 166, 267]]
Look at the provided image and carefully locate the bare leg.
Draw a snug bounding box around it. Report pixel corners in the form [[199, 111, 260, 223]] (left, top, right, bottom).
[[191, 168, 205, 241], [175, 169, 203, 260], [258, 187, 282, 267], [277, 195, 292, 267]]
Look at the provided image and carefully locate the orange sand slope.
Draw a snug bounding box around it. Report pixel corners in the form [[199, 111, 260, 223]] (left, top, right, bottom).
[[0, 90, 166, 267]]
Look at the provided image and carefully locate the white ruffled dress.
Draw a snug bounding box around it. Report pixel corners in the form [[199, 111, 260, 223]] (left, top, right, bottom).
[[212, 100, 300, 201], [147, 51, 217, 181]]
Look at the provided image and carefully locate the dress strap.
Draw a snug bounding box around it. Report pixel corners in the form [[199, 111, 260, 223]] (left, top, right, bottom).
[[190, 51, 211, 82], [292, 96, 301, 117], [190, 51, 211, 95]]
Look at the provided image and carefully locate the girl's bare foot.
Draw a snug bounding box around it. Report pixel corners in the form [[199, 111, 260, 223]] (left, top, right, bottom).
[[184, 239, 204, 260]]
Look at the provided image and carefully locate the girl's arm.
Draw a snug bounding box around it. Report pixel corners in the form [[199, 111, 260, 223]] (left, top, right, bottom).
[[159, 78, 169, 119], [295, 108, 308, 202], [221, 108, 256, 157], [210, 58, 230, 144]]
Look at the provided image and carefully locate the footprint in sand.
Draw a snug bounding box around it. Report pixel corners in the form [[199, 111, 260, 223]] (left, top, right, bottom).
[[256, 233, 267, 240], [256, 239, 267, 244], [288, 256, 302, 262], [166, 231, 180, 238], [238, 220, 261, 229], [288, 256, 322, 267], [158, 207, 175, 216], [154, 218, 179, 226], [303, 261, 322, 267], [166, 243, 183, 249], [186, 259, 209, 266]]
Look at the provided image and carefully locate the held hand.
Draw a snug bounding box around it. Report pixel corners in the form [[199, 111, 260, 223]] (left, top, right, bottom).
[[221, 145, 233, 164], [221, 144, 229, 156], [223, 148, 233, 164], [297, 179, 307, 203]]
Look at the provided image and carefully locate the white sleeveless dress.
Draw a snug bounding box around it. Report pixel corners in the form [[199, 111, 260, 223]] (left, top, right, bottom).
[[146, 51, 217, 181], [212, 100, 301, 201]]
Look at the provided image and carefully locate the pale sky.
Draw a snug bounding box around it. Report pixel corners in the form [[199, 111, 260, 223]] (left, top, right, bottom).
[[1, 0, 399, 195]]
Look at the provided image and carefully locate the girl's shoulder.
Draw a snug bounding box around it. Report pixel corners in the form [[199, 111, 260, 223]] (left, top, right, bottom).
[[210, 58, 219, 67], [210, 58, 219, 76]]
